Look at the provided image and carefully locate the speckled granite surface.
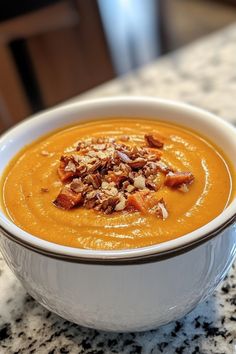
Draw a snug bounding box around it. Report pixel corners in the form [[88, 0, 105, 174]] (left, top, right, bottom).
[[1, 24, 236, 354]]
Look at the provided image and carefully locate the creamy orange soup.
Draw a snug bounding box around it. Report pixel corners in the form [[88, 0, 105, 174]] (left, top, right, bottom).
[[1, 118, 234, 250]]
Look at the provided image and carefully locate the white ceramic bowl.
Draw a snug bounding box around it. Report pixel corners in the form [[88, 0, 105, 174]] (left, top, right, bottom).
[[0, 97, 235, 332]]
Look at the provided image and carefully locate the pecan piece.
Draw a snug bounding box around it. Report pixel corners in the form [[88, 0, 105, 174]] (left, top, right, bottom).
[[156, 161, 173, 175], [122, 180, 130, 190], [145, 148, 162, 161], [119, 163, 132, 175], [145, 134, 164, 149], [84, 199, 97, 209], [87, 160, 102, 174], [115, 195, 127, 211], [76, 141, 88, 151], [178, 183, 189, 193], [126, 184, 135, 193], [57, 160, 74, 182], [75, 164, 87, 177], [165, 171, 194, 188], [133, 175, 146, 189], [53, 187, 82, 210], [116, 150, 132, 163], [70, 178, 85, 193], [115, 175, 128, 188], [128, 158, 146, 169], [91, 173, 102, 188], [146, 178, 158, 191], [154, 198, 168, 219], [100, 196, 120, 213], [64, 160, 77, 173], [84, 173, 101, 189]]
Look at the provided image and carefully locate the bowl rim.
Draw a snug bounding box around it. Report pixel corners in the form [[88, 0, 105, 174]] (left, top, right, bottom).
[[0, 96, 236, 264]]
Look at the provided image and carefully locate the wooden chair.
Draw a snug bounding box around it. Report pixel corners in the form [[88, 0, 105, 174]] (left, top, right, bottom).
[[0, 0, 114, 132]]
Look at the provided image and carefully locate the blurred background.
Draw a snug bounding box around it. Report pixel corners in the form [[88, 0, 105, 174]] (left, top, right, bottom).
[[0, 0, 236, 133]]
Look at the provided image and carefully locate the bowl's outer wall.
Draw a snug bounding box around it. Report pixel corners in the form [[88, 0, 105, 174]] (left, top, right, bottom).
[[0, 222, 235, 331]]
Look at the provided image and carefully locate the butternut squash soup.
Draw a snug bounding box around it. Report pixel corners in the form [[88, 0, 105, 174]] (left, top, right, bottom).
[[1, 119, 234, 250]]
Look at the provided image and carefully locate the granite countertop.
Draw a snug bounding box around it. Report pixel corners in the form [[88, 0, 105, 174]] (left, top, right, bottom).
[[1, 24, 236, 354]]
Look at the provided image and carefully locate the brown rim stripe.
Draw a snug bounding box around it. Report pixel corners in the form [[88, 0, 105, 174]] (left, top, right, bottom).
[[0, 214, 235, 265]]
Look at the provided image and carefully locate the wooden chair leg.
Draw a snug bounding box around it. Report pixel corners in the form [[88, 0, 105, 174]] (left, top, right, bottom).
[[0, 109, 5, 133], [0, 43, 31, 128]]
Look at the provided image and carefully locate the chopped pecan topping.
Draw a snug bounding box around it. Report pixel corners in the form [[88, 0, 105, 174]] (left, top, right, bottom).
[[145, 148, 162, 160], [128, 158, 146, 169], [65, 160, 76, 173], [146, 177, 158, 191], [178, 183, 189, 193], [126, 184, 135, 193], [165, 171, 194, 188], [155, 161, 173, 175], [151, 198, 168, 219], [58, 160, 75, 182], [70, 178, 86, 193], [115, 195, 126, 211], [133, 175, 146, 189], [84, 199, 96, 209], [52, 134, 195, 218], [104, 196, 120, 214], [116, 151, 132, 163], [84, 173, 101, 189], [145, 134, 164, 149]]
